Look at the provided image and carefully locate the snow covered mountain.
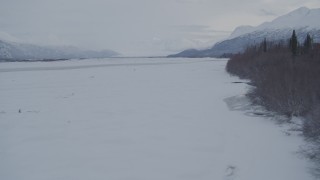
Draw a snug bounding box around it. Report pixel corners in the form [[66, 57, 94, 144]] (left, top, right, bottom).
[[169, 7, 320, 58], [0, 40, 119, 61]]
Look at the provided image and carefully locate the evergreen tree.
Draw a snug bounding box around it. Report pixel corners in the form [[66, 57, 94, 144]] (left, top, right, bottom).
[[303, 33, 312, 53], [290, 30, 298, 56], [263, 38, 267, 52]]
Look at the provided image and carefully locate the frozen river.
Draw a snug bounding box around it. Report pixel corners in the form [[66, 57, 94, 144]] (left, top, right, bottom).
[[0, 58, 313, 180]]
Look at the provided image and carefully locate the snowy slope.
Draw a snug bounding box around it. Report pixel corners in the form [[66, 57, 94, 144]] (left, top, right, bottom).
[[169, 7, 320, 58], [0, 40, 119, 60], [256, 7, 320, 31], [230, 7, 320, 38], [229, 25, 255, 39], [0, 58, 313, 180]]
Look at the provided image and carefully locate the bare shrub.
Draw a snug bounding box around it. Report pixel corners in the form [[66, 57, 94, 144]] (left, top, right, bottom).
[[227, 42, 320, 118], [226, 38, 320, 177]]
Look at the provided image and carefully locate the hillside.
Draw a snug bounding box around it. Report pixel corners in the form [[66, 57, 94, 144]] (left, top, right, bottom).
[[0, 40, 119, 61], [169, 7, 320, 58]]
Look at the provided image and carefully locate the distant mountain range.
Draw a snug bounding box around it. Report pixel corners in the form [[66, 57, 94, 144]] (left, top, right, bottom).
[[0, 40, 119, 61], [168, 7, 320, 58]]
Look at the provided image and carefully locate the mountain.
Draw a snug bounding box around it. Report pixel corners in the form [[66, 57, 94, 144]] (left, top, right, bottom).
[[168, 7, 320, 58], [229, 25, 255, 39], [0, 40, 119, 61]]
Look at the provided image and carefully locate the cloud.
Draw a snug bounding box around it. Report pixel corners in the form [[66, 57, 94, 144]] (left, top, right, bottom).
[[172, 25, 230, 34], [175, 0, 207, 4], [173, 25, 211, 32], [259, 9, 277, 16]]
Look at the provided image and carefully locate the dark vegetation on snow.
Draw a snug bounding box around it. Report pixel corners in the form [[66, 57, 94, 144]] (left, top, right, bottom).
[[226, 30, 320, 175]]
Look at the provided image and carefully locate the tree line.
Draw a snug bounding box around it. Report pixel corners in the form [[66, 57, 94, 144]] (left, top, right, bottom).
[[226, 30, 320, 175]]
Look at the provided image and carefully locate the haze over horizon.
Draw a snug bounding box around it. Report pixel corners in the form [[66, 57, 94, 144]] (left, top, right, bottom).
[[1, 0, 320, 56]]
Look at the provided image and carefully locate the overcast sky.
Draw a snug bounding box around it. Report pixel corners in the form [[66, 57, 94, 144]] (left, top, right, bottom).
[[1, 0, 320, 56]]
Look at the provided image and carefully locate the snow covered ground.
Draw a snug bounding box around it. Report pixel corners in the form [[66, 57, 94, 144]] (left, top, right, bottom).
[[0, 58, 313, 180]]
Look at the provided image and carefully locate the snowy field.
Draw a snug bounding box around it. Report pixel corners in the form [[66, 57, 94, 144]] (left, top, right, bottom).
[[0, 58, 313, 180]]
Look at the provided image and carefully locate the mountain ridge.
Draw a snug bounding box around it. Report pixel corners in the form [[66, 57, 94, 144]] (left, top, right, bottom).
[[168, 7, 320, 58], [0, 39, 119, 61]]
